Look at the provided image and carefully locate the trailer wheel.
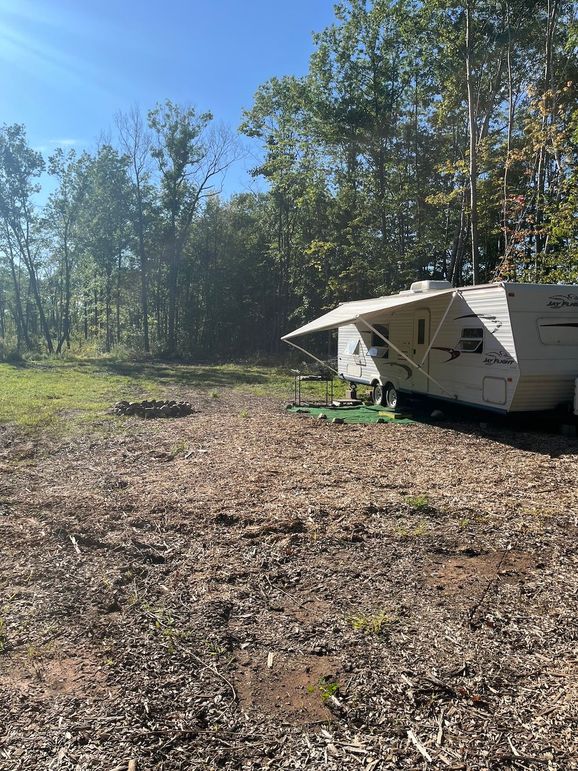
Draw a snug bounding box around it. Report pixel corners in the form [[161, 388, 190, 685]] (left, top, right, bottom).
[[384, 382, 398, 410], [372, 384, 386, 406]]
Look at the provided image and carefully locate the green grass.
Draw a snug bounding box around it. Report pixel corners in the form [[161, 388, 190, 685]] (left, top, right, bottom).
[[405, 494, 430, 510], [349, 610, 397, 635], [0, 358, 313, 431], [0, 360, 161, 430], [394, 519, 430, 538], [0, 615, 6, 653]]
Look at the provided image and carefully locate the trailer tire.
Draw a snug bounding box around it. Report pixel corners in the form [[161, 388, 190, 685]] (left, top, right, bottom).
[[384, 382, 399, 410], [372, 383, 386, 406]]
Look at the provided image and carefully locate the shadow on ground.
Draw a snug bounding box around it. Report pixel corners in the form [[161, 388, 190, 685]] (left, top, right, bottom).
[[407, 397, 578, 458], [45, 359, 272, 389]]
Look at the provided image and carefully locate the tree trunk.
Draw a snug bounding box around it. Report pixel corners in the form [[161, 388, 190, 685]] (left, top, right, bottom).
[[56, 228, 72, 354], [116, 250, 122, 345], [132, 166, 150, 353], [105, 268, 112, 352], [4, 233, 32, 349], [0, 285, 5, 339], [83, 293, 89, 340], [448, 191, 466, 286], [24, 254, 53, 352], [13, 221, 53, 352], [136, 196, 150, 352], [502, 19, 514, 262], [93, 283, 99, 338], [465, 0, 480, 284], [167, 242, 178, 355], [534, 0, 559, 280], [414, 73, 421, 243]]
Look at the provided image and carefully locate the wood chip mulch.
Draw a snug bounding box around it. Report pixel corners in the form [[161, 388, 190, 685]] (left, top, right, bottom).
[[0, 391, 576, 770]]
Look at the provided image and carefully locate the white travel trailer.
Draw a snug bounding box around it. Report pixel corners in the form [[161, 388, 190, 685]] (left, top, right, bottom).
[[282, 281, 578, 415]]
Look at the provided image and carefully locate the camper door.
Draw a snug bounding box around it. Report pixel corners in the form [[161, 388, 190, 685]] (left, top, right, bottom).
[[410, 309, 430, 392]]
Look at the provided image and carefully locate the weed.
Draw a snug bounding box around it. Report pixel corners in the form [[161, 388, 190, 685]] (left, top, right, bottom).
[[140, 602, 190, 654], [0, 617, 6, 653], [307, 677, 340, 701], [149, 606, 177, 651], [25, 639, 56, 659], [319, 679, 340, 700], [520, 506, 553, 520], [210, 391, 219, 398], [515, 508, 552, 534], [406, 494, 429, 510], [204, 641, 227, 657], [239, 409, 249, 418], [458, 517, 470, 530], [349, 610, 397, 635], [169, 440, 189, 458], [395, 520, 429, 538]]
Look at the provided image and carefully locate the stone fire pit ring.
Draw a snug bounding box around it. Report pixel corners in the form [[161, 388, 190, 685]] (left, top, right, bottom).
[[114, 399, 194, 419]]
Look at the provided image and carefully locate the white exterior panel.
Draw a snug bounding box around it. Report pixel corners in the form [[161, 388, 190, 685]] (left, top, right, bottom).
[[337, 323, 380, 383], [507, 284, 578, 411]]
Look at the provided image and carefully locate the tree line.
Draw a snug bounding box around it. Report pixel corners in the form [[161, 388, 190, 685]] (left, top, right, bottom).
[[0, 0, 576, 360]]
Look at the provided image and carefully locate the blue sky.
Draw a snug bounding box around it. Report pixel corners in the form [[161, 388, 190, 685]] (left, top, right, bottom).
[[0, 0, 337, 196]]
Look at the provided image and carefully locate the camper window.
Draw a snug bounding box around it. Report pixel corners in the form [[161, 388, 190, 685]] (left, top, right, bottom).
[[459, 327, 484, 353], [345, 339, 360, 356], [417, 319, 426, 345], [371, 325, 389, 346], [369, 325, 389, 358]]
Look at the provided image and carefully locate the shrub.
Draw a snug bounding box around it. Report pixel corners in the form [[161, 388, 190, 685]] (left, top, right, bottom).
[[406, 494, 429, 510], [0, 339, 24, 364]]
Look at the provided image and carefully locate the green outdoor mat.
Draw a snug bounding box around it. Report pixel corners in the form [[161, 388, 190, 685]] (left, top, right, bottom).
[[287, 404, 415, 424]]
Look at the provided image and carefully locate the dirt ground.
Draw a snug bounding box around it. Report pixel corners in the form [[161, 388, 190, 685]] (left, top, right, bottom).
[[0, 390, 577, 770]]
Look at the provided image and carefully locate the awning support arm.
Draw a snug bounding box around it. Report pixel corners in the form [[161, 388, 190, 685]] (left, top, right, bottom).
[[356, 317, 456, 399], [283, 338, 339, 374], [419, 290, 460, 366]]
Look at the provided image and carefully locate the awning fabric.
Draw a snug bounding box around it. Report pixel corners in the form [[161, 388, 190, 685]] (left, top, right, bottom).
[[282, 289, 454, 340]]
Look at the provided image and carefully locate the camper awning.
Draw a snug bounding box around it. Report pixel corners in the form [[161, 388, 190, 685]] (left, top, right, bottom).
[[282, 289, 454, 340]]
